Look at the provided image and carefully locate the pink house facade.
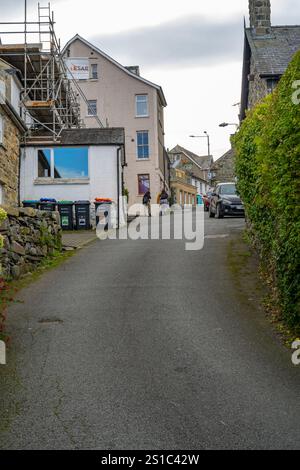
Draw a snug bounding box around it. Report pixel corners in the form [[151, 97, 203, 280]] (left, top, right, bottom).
[[63, 35, 168, 206]]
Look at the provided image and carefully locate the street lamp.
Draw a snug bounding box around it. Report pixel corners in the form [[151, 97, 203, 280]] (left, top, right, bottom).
[[219, 122, 239, 130], [189, 131, 211, 156]]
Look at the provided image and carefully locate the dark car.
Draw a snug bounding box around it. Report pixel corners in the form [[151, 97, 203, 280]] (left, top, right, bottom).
[[202, 191, 212, 212], [209, 183, 245, 219]]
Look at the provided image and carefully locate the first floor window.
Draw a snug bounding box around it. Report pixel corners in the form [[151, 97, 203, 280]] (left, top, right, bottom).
[[53, 147, 88, 179], [137, 131, 149, 159], [37, 147, 89, 179], [138, 174, 150, 195], [87, 100, 97, 116], [38, 149, 51, 177], [136, 95, 148, 117], [91, 64, 98, 79]]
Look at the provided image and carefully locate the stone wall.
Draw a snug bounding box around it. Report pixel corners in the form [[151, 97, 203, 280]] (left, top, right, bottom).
[[0, 206, 62, 279], [248, 58, 269, 109], [211, 148, 236, 185], [0, 111, 21, 207]]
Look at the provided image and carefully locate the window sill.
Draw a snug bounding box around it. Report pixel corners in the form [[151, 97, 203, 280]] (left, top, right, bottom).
[[136, 158, 150, 162], [135, 115, 149, 119], [85, 115, 98, 118], [34, 178, 90, 185]]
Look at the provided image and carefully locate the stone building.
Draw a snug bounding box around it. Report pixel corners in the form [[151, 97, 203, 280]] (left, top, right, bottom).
[[211, 148, 236, 186], [0, 65, 27, 207], [240, 0, 300, 120]]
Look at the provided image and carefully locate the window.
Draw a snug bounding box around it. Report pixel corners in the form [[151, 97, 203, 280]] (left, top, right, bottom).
[[137, 131, 149, 159], [37, 147, 88, 179], [0, 114, 3, 145], [87, 100, 97, 116], [136, 95, 149, 117], [38, 149, 51, 177], [138, 174, 150, 195], [91, 64, 98, 80], [266, 78, 279, 94], [220, 184, 237, 195], [54, 147, 88, 179]]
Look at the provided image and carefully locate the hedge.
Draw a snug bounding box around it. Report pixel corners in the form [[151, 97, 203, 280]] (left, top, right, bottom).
[[233, 51, 300, 329]]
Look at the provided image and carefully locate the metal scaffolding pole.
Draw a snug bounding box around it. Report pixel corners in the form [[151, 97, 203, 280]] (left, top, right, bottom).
[[0, 2, 104, 141]]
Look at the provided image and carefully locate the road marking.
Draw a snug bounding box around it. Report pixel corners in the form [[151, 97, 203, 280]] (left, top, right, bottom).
[[205, 234, 229, 239]]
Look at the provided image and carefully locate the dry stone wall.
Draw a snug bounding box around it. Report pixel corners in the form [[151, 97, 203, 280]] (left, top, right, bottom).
[[0, 206, 62, 279]]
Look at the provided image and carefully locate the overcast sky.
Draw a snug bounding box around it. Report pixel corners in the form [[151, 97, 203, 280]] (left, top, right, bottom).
[[1, 0, 299, 158]]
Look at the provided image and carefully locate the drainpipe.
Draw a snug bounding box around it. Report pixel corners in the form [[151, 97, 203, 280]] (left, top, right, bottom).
[[18, 146, 22, 206], [117, 147, 121, 229]]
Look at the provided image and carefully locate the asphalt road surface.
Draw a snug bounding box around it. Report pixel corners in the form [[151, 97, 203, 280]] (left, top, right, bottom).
[[0, 213, 299, 450]]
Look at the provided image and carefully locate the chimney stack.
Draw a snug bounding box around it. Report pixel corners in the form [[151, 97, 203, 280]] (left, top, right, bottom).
[[249, 0, 271, 35]]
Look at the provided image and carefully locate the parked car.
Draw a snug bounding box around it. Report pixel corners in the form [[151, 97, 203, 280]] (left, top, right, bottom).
[[209, 183, 245, 218], [202, 192, 212, 212]]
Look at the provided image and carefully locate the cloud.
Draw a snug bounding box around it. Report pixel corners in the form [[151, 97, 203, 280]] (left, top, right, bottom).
[[1, 0, 64, 16], [90, 15, 244, 69]]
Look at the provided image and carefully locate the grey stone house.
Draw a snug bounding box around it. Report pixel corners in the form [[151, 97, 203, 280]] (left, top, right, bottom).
[[211, 148, 235, 186], [240, 0, 300, 120]]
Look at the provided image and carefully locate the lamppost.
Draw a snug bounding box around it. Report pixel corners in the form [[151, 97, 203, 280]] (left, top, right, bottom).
[[189, 131, 211, 156], [219, 122, 239, 131]]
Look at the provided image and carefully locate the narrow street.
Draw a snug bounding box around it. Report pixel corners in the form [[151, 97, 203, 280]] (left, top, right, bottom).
[[0, 214, 299, 450]]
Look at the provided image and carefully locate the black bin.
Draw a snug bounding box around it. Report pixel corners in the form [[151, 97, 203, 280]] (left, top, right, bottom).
[[40, 199, 57, 212], [58, 201, 74, 230], [75, 201, 91, 230], [95, 200, 112, 226], [22, 200, 40, 209]]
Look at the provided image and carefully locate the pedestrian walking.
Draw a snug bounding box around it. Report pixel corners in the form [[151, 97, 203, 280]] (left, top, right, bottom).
[[159, 189, 169, 216], [143, 190, 152, 217]]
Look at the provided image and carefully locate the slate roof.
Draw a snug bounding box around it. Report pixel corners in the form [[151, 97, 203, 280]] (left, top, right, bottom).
[[169, 145, 213, 170], [246, 26, 300, 76], [63, 35, 167, 107], [211, 148, 235, 170], [60, 128, 125, 146]]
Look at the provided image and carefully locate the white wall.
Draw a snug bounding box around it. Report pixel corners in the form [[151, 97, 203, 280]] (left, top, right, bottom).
[[20, 145, 122, 204], [10, 77, 21, 116]]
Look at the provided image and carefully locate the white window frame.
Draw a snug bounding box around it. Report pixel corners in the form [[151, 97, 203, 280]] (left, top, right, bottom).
[[37, 148, 52, 178], [37, 147, 89, 180], [136, 94, 149, 118], [136, 130, 150, 160], [87, 100, 97, 117]]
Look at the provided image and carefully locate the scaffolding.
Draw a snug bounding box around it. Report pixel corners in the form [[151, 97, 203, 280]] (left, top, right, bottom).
[[0, 1, 103, 141]]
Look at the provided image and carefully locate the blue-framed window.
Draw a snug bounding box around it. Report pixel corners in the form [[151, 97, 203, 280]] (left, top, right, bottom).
[[137, 131, 149, 159], [37, 147, 89, 179]]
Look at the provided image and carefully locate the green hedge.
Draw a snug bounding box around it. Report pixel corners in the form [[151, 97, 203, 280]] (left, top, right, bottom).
[[233, 51, 300, 329]]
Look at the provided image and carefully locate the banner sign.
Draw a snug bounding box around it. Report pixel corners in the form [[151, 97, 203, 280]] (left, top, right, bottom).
[[65, 58, 89, 80]]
